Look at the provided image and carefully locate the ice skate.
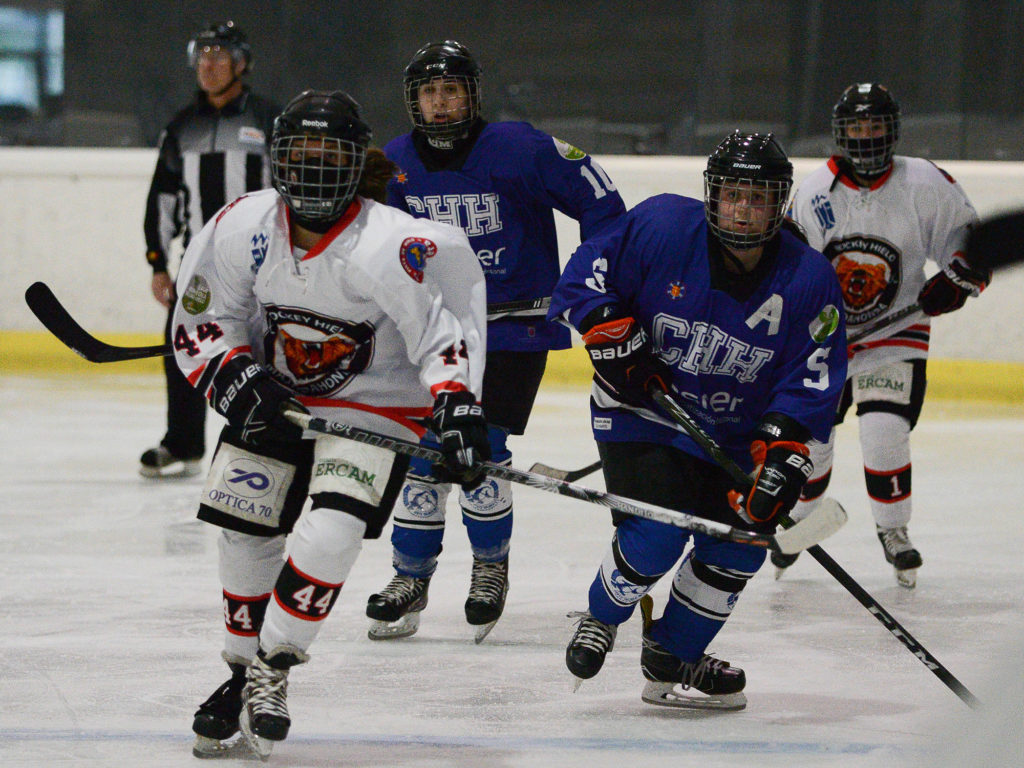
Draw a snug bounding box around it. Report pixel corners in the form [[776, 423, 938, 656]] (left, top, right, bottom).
[[638, 594, 747, 711], [465, 556, 509, 643], [139, 445, 202, 479], [877, 525, 922, 588], [365, 574, 430, 640], [238, 645, 308, 760], [565, 610, 617, 691], [770, 550, 799, 580], [191, 653, 251, 759]]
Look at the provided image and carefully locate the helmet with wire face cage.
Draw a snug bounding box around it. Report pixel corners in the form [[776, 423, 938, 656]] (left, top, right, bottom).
[[831, 83, 901, 177], [403, 40, 482, 143], [704, 131, 793, 250], [187, 20, 252, 73], [271, 90, 372, 226]]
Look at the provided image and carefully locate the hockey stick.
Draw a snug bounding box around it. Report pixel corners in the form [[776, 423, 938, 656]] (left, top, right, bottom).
[[846, 303, 922, 345], [528, 459, 602, 482], [24, 282, 172, 363], [652, 389, 980, 709], [283, 411, 836, 555], [486, 296, 551, 321]]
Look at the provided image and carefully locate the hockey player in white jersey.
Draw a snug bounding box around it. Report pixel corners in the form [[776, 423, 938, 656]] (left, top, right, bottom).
[[174, 90, 487, 758], [785, 83, 990, 587]]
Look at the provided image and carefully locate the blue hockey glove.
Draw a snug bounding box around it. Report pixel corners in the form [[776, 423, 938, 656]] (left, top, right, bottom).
[[582, 317, 671, 404]]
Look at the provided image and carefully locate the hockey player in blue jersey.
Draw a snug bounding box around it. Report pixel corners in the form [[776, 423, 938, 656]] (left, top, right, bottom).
[[365, 40, 626, 642], [549, 132, 847, 709]]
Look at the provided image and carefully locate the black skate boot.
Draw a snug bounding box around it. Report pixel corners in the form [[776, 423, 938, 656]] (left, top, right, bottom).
[[191, 653, 248, 758], [565, 611, 617, 690], [366, 574, 431, 640], [770, 550, 799, 579], [638, 594, 746, 710], [876, 525, 922, 588], [238, 644, 309, 759], [465, 556, 509, 643]]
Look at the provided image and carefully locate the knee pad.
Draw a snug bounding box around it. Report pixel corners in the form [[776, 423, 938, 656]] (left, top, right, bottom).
[[670, 550, 756, 621], [218, 529, 286, 595], [597, 531, 669, 609]]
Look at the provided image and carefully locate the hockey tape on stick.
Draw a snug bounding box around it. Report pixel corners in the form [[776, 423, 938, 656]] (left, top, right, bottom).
[[25, 282, 172, 363], [651, 391, 980, 708], [527, 459, 602, 482], [283, 410, 826, 555]]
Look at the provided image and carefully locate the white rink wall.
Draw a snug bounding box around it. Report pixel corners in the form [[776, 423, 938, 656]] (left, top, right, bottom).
[[2, 147, 1023, 361]]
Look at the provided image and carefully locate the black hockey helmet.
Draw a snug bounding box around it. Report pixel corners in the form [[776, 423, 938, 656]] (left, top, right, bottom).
[[271, 90, 373, 226], [403, 40, 482, 142], [704, 131, 793, 250], [187, 20, 253, 73], [831, 83, 901, 176]]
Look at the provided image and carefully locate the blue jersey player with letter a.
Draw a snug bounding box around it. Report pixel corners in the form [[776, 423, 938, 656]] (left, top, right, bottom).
[[366, 40, 626, 643], [550, 132, 847, 710]]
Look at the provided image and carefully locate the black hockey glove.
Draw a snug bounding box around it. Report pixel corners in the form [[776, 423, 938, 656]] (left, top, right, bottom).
[[209, 355, 308, 444], [431, 390, 491, 489], [581, 317, 672, 405], [917, 255, 990, 316], [728, 440, 813, 532]]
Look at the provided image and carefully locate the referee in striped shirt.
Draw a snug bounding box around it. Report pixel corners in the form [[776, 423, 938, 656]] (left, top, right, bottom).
[[140, 20, 281, 478]]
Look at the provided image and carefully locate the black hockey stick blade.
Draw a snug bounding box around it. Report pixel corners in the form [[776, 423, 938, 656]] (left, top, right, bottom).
[[25, 281, 172, 363], [846, 303, 923, 345], [966, 208, 1024, 272], [528, 459, 602, 482]]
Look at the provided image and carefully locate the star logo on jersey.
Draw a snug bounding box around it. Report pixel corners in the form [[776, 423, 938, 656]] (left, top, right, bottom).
[[399, 237, 438, 283], [666, 281, 686, 300], [396, 172, 408, 184], [824, 236, 902, 324]]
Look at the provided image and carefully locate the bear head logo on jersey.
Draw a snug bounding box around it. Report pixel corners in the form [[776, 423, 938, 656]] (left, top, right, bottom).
[[262, 306, 375, 396]]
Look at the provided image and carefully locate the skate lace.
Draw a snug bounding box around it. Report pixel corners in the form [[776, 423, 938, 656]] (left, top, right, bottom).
[[879, 526, 913, 555], [680, 655, 728, 691], [246, 660, 289, 718], [467, 560, 507, 602], [567, 612, 616, 653], [379, 575, 425, 602]]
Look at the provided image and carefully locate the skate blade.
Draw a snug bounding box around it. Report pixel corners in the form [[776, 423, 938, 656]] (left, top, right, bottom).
[[192, 734, 256, 759], [139, 460, 202, 479], [773, 565, 788, 580], [571, 675, 586, 693], [896, 568, 918, 589], [238, 709, 273, 762], [473, 619, 500, 644], [367, 611, 421, 641], [641, 681, 747, 711]]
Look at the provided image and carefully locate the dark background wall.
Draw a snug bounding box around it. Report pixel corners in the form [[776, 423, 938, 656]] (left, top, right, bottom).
[[33, 0, 1024, 157]]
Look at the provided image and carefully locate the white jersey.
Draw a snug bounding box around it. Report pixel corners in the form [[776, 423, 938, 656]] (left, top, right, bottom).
[[789, 155, 977, 373], [172, 188, 486, 441]]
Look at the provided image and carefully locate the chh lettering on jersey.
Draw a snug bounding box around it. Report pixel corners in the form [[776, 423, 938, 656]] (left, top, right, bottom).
[[652, 314, 774, 384], [405, 193, 504, 237]]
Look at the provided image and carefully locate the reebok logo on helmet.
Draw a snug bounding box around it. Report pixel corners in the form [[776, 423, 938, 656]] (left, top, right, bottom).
[[301, 119, 329, 128]]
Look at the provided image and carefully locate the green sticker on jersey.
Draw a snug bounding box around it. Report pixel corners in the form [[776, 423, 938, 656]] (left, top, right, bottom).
[[809, 304, 839, 343], [553, 137, 587, 160], [181, 274, 212, 315]]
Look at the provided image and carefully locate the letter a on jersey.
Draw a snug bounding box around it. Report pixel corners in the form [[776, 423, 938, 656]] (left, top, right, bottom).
[[746, 294, 784, 336]]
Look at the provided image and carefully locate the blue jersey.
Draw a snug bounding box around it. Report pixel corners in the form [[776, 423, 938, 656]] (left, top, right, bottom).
[[550, 194, 847, 473], [385, 121, 626, 352]]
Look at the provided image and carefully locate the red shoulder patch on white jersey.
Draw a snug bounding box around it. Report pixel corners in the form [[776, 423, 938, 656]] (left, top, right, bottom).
[[399, 237, 437, 283]]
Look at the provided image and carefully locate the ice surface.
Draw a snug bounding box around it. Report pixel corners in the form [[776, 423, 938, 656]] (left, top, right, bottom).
[[1, 374, 1022, 767]]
